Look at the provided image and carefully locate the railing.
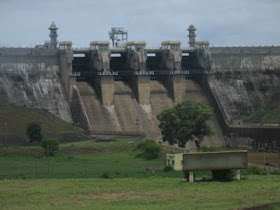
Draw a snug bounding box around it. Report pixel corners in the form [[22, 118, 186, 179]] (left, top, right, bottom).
[[134, 71, 154, 75], [97, 71, 118, 76], [69, 72, 81, 77], [170, 70, 189, 75]]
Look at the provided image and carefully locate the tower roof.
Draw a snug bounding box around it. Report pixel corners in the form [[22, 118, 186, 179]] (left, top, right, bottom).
[[188, 24, 196, 31], [49, 21, 58, 30]]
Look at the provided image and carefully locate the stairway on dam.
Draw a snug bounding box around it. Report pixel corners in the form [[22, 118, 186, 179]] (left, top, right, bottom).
[[76, 79, 225, 147]]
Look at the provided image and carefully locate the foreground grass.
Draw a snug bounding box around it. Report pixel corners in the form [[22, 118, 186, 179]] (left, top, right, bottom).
[[0, 176, 279, 209]]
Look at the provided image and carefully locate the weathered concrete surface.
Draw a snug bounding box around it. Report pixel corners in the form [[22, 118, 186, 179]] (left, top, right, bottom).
[[184, 79, 225, 148], [74, 79, 225, 146], [92, 76, 115, 106], [183, 151, 248, 171], [59, 48, 74, 102], [131, 75, 150, 105], [75, 82, 119, 131], [208, 71, 280, 124], [0, 50, 72, 122], [168, 75, 186, 103], [210, 47, 280, 71], [75, 81, 160, 140]]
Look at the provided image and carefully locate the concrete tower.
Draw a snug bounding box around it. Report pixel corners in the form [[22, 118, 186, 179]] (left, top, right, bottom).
[[49, 21, 58, 48], [188, 24, 196, 47]]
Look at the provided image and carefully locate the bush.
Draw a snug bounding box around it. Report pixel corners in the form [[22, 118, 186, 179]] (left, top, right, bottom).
[[41, 138, 59, 156], [101, 172, 111, 179], [136, 140, 161, 160], [26, 121, 43, 143], [244, 165, 267, 175], [163, 165, 174, 172], [212, 169, 235, 181]]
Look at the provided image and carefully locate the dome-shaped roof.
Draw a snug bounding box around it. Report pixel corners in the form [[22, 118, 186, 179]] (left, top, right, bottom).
[[49, 21, 58, 29], [188, 24, 196, 30]]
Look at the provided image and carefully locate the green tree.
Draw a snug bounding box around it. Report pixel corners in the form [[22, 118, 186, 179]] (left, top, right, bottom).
[[26, 121, 43, 143], [41, 138, 59, 156], [157, 102, 213, 148]]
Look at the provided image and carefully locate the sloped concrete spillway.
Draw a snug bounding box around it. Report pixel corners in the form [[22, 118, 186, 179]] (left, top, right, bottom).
[[75, 81, 161, 140], [75, 79, 225, 147]]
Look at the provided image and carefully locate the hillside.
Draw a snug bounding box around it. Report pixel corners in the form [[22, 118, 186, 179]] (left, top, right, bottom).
[[0, 107, 88, 145]]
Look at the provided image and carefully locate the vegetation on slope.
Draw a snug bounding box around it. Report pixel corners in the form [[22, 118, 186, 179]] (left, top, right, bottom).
[[0, 107, 86, 145], [242, 90, 280, 124]]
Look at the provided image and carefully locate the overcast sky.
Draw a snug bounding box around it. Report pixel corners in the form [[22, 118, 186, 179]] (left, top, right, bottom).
[[0, 0, 279, 47]]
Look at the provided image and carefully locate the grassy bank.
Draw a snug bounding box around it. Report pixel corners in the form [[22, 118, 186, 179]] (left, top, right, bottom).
[[0, 107, 86, 144], [0, 138, 182, 179]]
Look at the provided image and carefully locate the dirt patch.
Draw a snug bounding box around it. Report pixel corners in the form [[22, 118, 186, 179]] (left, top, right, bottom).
[[60, 148, 101, 154], [239, 201, 280, 210], [100, 146, 134, 152], [248, 152, 280, 166]]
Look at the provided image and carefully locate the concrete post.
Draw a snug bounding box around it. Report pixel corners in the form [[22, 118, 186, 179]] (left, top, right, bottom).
[[236, 169, 241, 181], [189, 171, 194, 182]]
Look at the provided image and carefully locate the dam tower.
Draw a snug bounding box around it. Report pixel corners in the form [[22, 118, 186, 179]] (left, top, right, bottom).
[[49, 21, 58, 48], [188, 24, 196, 47]]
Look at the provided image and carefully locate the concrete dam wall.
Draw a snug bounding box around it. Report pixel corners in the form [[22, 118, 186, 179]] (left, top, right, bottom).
[[210, 47, 280, 71], [208, 71, 280, 125], [0, 48, 73, 122]]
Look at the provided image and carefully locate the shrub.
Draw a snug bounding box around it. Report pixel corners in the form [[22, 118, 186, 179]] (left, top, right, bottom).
[[244, 165, 267, 175], [41, 138, 59, 156], [212, 169, 235, 181], [101, 172, 111, 179], [26, 121, 43, 143], [201, 146, 218, 152], [136, 140, 161, 160], [163, 165, 174, 172]]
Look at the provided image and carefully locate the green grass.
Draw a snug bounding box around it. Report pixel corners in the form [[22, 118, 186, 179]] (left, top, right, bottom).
[[0, 138, 181, 179], [0, 176, 279, 209], [0, 138, 280, 209]]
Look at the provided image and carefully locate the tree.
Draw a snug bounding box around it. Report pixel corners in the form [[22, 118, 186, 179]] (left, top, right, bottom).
[[157, 102, 213, 148], [41, 138, 59, 156], [26, 121, 43, 143]]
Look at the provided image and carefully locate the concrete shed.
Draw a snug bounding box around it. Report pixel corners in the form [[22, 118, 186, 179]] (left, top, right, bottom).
[[166, 153, 183, 171]]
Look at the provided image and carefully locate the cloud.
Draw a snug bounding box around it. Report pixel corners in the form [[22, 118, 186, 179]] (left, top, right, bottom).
[[0, 0, 279, 47]]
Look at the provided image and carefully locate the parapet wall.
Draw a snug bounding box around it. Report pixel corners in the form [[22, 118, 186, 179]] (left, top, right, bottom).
[[210, 46, 280, 71]]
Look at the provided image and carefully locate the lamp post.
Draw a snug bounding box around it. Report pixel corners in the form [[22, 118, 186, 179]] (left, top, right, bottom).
[[4, 122, 7, 146]]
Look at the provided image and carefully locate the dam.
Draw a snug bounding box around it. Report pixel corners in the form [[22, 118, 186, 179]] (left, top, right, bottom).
[[0, 22, 279, 150]]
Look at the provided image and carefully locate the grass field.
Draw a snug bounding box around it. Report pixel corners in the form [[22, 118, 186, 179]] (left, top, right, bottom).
[[0, 138, 182, 179], [0, 138, 280, 209], [0, 176, 279, 209]]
